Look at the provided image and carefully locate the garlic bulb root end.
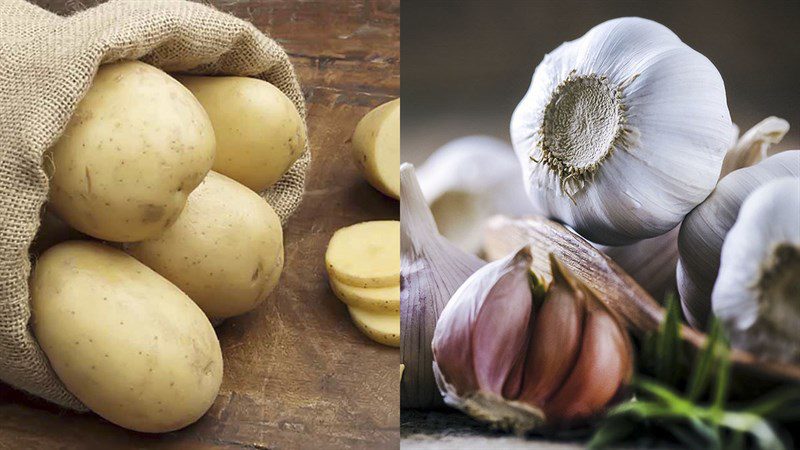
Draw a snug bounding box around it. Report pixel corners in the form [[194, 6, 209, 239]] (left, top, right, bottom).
[[535, 71, 632, 197]]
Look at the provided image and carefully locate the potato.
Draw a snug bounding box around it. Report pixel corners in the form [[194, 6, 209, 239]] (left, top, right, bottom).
[[329, 276, 399, 313], [126, 171, 284, 320], [30, 241, 222, 433], [352, 99, 400, 199], [177, 76, 307, 192], [325, 220, 400, 288], [347, 306, 400, 347], [45, 60, 216, 242]]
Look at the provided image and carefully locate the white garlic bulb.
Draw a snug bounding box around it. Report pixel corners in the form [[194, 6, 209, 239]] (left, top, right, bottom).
[[417, 136, 535, 254], [511, 17, 732, 246], [712, 177, 800, 362], [678, 151, 800, 329]]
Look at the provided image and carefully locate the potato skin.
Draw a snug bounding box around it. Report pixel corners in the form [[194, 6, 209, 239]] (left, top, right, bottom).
[[178, 76, 306, 192], [126, 171, 284, 320], [30, 241, 223, 433], [45, 60, 216, 242]]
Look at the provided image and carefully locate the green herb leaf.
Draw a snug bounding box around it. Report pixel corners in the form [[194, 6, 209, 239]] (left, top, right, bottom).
[[654, 294, 681, 385], [591, 300, 792, 449], [687, 318, 723, 401], [586, 416, 636, 449], [745, 385, 800, 421]]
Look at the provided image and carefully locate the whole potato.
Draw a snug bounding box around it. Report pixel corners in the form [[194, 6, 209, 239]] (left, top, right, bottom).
[[177, 76, 306, 192], [30, 241, 223, 433], [126, 171, 284, 320], [45, 60, 216, 242]]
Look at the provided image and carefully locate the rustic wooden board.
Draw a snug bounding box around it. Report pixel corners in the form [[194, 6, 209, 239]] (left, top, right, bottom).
[[0, 1, 400, 449]]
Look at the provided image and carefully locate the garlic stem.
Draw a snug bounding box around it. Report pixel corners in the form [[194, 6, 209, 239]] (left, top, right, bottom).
[[400, 163, 485, 409], [720, 116, 790, 178]]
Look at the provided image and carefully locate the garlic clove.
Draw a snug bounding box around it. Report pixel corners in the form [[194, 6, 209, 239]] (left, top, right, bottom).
[[517, 254, 585, 405], [712, 177, 800, 362], [433, 247, 532, 399], [433, 249, 633, 433], [471, 249, 534, 397], [511, 17, 732, 245], [400, 163, 486, 409], [544, 289, 631, 424], [678, 150, 800, 329]]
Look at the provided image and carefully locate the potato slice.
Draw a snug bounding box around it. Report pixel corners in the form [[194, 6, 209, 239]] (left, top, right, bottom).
[[325, 221, 400, 288], [352, 99, 400, 199], [348, 306, 400, 347], [329, 276, 399, 313]]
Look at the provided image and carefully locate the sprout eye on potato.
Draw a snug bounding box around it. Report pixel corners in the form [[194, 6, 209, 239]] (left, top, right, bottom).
[[125, 171, 285, 321], [30, 241, 223, 433], [45, 60, 216, 243], [177, 76, 307, 193]]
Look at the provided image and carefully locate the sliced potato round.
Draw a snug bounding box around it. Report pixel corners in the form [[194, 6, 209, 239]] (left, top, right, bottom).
[[329, 276, 399, 313], [325, 220, 399, 288], [352, 99, 400, 199], [348, 306, 400, 347]]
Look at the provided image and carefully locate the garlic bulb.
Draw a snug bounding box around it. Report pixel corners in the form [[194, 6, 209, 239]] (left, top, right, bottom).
[[416, 136, 534, 254], [432, 248, 632, 433], [712, 177, 800, 362], [511, 17, 732, 245], [593, 117, 789, 301], [400, 163, 485, 409], [678, 151, 800, 329]]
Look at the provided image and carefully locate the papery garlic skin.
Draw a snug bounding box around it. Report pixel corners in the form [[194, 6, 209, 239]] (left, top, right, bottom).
[[678, 151, 800, 329], [511, 17, 732, 245], [417, 136, 535, 254], [720, 116, 790, 178], [400, 163, 485, 409], [712, 178, 800, 363], [594, 227, 679, 302]]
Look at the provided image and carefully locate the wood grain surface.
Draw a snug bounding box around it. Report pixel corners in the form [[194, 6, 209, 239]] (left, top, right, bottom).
[[0, 1, 400, 449]]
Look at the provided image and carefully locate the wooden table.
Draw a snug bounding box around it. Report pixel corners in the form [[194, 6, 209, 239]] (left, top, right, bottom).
[[0, 1, 400, 448]]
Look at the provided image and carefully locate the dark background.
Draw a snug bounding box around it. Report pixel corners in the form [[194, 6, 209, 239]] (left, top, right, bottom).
[[402, 0, 800, 164]]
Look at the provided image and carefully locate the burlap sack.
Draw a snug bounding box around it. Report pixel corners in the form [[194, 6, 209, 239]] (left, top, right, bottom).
[[0, 0, 309, 410]]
